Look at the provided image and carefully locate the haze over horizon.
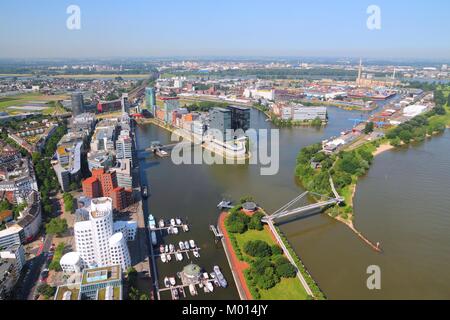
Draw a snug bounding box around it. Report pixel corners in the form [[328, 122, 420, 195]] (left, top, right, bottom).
[[1, 0, 450, 60]]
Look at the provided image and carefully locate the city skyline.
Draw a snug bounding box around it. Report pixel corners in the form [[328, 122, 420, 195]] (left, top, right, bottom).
[[1, 0, 450, 59]]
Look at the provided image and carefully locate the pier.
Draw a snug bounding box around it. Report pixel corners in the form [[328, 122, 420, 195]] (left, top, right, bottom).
[[210, 225, 223, 239]]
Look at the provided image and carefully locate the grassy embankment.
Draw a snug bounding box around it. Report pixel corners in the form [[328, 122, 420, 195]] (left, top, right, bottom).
[[224, 202, 311, 300]]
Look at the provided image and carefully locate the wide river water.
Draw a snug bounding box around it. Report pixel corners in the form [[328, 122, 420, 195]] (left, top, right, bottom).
[[136, 107, 450, 300]]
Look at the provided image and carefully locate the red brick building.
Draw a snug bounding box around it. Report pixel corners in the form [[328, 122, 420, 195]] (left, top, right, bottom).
[[82, 176, 101, 199], [82, 168, 130, 210], [111, 187, 133, 211]]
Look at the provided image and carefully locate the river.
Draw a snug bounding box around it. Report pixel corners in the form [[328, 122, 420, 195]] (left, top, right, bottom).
[[136, 107, 450, 300]]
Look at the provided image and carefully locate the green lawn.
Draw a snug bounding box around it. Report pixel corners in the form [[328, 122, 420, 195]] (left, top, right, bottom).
[[233, 227, 309, 300], [259, 277, 309, 300]]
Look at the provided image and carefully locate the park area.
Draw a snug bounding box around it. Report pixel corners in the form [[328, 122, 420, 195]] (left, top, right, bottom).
[[222, 199, 309, 300]]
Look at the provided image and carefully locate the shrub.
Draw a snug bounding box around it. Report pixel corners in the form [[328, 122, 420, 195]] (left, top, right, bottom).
[[271, 245, 283, 256], [276, 263, 297, 278], [243, 240, 272, 258]]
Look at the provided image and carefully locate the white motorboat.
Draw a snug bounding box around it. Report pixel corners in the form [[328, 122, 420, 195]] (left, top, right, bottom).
[[161, 254, 167, 263], [193, 249, 200, 258], [158, 219, 165, 228], [206, 281, 214, 292], [214, 266, 228, 288], [165, 245, 169, 253], [148, 214, 156, 229], [179, 241, 185, 250], [169, 277, 176, 286], [164, 277, 170, 288], [159, 245, 164, 254], [172, 288, 179, 300], [169, 244, 175, 252], [189, 240, 196, 248], [151, 232, 157, 245], [175, 218, 182, 225], [172, 226, 179, 235], [203, 272, 209, 279], [183, 224, 189, 232], [184, 241, 190, 250], [176, 252, 183, 261], [189, 284, 197, 296], [166, 254, 172, 262], [170, 218, 176, 226]]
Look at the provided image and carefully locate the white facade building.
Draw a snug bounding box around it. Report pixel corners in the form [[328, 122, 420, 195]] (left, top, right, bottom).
[[108, 233, 131, 270], [72, 197, 132, 272], [60, 251, 82, 273]]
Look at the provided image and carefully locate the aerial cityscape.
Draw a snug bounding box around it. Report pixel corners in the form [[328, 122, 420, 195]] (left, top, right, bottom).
[[1, 0, 450, 309]]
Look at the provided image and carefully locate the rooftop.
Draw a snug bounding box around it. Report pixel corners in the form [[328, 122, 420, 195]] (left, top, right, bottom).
[[54, 284, 81, 300], [81, 265, 121, 285]]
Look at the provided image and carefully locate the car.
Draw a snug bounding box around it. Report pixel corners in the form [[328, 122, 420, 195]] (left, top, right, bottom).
[[39, 270, 49, 282]]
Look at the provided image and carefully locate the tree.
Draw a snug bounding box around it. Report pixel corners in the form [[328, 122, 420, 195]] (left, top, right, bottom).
[[63, 193, 75, 213], [363, 122, 375, 134], [243, 240, 272, 258], [45, 218, 68, 236], [256, 267, 280, 290], [226, 210, 250, 234], [37, 284, 56, 299], [126, 267, 138, 287], [276, 263, 297, 278], [270, 245, 283, 256], [248, 212, 264, 231]]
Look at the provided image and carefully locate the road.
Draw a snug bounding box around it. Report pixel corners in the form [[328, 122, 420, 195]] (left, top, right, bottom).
[[14, 234, 53, 300]]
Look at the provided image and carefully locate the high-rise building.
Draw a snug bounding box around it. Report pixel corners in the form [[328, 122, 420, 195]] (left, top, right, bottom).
[[209, 107, 232, 141], [121, 94, 129, 114], [71, 92, 84, 116], [73, 197, 131, 270], [116, 130, 134, 165], [158, 97, 180, 124], [227, 105, 251, 132], [145, 87, 156, 115]]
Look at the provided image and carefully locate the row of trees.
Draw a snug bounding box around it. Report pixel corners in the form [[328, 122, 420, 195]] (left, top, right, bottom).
[[125, 267, 150, 300], [32, 123, 67, 218], [243, 240, 296, 293]]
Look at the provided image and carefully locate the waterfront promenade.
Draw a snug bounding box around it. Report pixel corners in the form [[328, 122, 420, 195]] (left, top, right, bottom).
[[218, 212, 252, 300]]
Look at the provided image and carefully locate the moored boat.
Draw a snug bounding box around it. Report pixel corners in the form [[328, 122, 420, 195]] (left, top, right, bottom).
[[148, 214, 156, 230], [176, 252, 183, 261], [184, 241, 190, 250], [179, 241, 185, 250], [161, 254, 167, 263], [151, 232, 157, 245], [142, 185, 148, 199], [206, 281, 214, 292], [159, 245, 164, 254], [183, 224, 189, 232], [166, 254, 172, 262], [170, 218, 176, 226], [193, 249, 200, 258], [158, 219, 165, 228], [169, 277, 176, 286], [189, 240, 196, 248], [164, 277, 170, 288], [189, 284, 197, 296], [175, 218, 182, 225], [214, 266, 228, 288]]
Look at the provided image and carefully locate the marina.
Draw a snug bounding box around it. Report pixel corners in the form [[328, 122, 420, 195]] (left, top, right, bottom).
[[146, 212, 228, 299]]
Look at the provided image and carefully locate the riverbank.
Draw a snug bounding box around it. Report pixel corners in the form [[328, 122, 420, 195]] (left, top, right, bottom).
[[220, 204, 313, 300]]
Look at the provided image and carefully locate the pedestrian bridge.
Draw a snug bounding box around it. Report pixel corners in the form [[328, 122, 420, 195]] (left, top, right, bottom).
[[262, 181, 344, 224]]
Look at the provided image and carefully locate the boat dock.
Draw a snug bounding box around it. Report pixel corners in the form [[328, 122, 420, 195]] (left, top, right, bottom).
[[155, 247, 201, 260], [210, 225, 223, 241]]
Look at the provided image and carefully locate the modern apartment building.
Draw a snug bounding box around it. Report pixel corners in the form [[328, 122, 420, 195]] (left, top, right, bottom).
[[72, 197, 132, 270], [71, 92, 85, 116], [209, 107, 232, 141]]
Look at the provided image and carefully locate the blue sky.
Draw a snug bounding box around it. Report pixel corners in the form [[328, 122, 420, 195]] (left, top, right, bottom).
[[1, 0, 450, 59]]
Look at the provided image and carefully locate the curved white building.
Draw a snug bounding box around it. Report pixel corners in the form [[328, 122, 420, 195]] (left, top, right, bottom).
[[108, 232, 131, 270], [72, 197, 132, 272], [89, 198, 114, 267], [60, 252, 82, 274]]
